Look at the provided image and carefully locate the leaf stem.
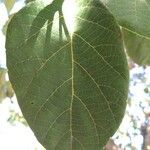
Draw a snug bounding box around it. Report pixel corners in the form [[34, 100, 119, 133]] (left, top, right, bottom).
[[59, 8, 71, 41], [59, 9, 63, 43]]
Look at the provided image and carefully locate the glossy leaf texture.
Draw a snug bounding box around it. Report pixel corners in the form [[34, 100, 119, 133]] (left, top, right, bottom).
[[6, 0, 129, 149], [123, 29, 150, 65], [100, 0, 150, 39]]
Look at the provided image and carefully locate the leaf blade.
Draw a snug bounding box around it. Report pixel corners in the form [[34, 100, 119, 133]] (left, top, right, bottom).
[[6, 0, 129, 149]]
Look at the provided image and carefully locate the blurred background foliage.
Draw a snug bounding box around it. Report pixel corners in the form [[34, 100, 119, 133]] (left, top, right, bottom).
[[0, 68, 14, 101], [0, 0, 150, 150]]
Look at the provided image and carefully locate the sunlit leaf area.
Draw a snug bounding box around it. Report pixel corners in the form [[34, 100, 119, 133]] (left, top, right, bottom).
[[0, 0, 150, 150]]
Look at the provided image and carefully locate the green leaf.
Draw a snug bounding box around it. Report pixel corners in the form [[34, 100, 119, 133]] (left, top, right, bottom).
[[4, 0, 16, 13], [6, 0, 129, 149], [100, 0, 150, 39], [123, 28, 150, 65]]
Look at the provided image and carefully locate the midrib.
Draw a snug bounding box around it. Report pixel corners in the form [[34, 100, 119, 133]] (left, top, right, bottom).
[[70, 37, 74, 150]]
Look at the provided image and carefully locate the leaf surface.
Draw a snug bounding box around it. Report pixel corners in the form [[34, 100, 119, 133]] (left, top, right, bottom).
[[6, 0, 129, 149], [123, 29, 150, 65], [100, 0, 150, 39]]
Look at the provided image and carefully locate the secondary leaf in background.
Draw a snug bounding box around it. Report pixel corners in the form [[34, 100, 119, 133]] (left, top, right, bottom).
[[0, 68, 14, 102], [100, 0, 150, 39], [6, 0, 129, 149], [4, 0, 16, 13], [123, 28, 150, 65], [0, 68, 7, 101]]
